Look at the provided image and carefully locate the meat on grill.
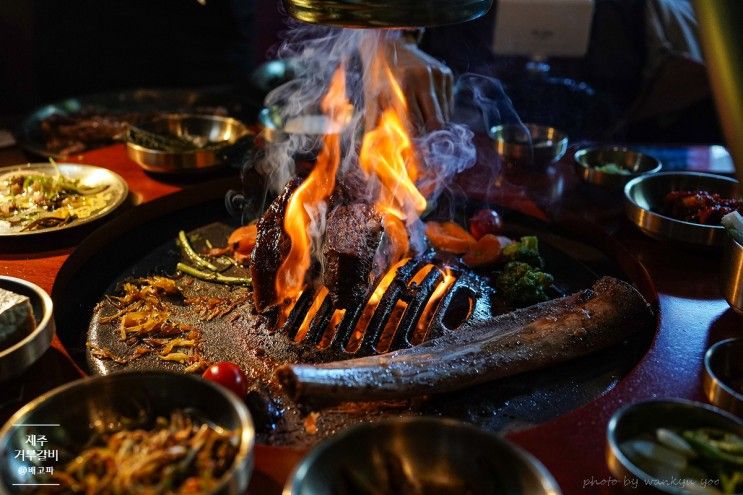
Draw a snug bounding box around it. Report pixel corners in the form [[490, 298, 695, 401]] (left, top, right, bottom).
[[250, 178, 301, 313], [276, 276, 654, 406], [323, 203, 384, 308]]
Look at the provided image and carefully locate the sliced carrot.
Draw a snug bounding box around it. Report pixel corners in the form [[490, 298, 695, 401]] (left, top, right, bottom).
[[462, 234, 503, 267], [425, 221, 476, 254], [228, 224, 257, 256]]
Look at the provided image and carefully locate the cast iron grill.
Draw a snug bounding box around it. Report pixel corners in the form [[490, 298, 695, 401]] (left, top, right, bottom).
[[280, 252, 484, 359]]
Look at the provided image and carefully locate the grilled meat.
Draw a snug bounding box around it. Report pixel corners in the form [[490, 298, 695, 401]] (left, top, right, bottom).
[[277, 276, 654, 406], [323, 203, 384, 308], [250, 178, 301, 313]]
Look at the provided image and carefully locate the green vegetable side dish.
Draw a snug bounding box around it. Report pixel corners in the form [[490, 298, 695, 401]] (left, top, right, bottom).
[[593, 163, 631, 175], [621, 427, 743, 494], [176, 230, 251, 286], [496, 236, 554, 306], [0, 159, 111, 232]]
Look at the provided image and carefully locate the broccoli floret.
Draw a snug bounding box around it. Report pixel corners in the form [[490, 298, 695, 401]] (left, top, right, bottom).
[[502, 235, 545, 269], [496, 261, 554, 307]]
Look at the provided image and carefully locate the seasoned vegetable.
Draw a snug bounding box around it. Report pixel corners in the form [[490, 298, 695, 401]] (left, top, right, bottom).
[[502, 235, 545, 269], [462, 234, 503, 267], [40, 410, 239, 495], [621, 427, 743, 495], [0, 159, 111, 232], [495, 261, 553, 306], [425, 221, 476, 254]]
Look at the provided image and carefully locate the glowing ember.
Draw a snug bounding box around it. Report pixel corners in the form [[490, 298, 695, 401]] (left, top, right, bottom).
[[414, 266, 456, 343]]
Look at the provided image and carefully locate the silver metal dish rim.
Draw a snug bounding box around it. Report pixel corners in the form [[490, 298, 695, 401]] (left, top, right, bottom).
[[704, 337, 743, 404], [0, 276, 55, 380], [606, 398, 743, 495], [0, 370, 256, 495], [283, 416, 561, 495], [126, 113, 250, 157], [574, 146, 663, 175], [0, 163, 129, 238], [624, 171, 740, 231]]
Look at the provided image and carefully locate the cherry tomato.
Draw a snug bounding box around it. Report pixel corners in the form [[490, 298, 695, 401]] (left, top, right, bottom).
[[469, 209, 503, 240], [202, 362, 249, 399]]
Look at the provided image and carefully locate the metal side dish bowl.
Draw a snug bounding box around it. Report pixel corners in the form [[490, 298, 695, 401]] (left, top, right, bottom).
[[0, 276, 54, 381], [126, 114, 252, 174], [0, 371, 255, 494], [721, 234, 743, 313], [703, 338, 743, 416], [490, 124, 568, 168], [607, 399, 743, 494], [624, 171, 741, 247], [284, 417, 561, 495], [574, 146, 662, 189]]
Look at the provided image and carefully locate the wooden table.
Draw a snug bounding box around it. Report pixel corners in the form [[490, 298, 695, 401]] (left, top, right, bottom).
[[1, 141, 740, 494]]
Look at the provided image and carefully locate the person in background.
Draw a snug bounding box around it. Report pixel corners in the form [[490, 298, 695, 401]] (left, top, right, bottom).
[[407, 0, 719, 142]]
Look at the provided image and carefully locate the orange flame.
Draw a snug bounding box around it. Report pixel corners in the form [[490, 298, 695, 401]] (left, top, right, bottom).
[[276, 66, 351, 303], [414, 266, 456, 343], [359, 63, 426, 267]]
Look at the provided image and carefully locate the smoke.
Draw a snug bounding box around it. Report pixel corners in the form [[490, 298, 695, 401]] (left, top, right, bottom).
[[452, 73, 523, 134], [252, 22, 533, 280]]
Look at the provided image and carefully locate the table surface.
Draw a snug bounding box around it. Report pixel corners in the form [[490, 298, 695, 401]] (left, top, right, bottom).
[[0, 140, 740, 494]]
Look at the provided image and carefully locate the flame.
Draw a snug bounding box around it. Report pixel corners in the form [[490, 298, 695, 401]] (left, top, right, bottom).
[[359, 61, 426, 267], [414, 267, 456, 343], [295, 286, 329, 342], [276, 66, 351, 303]]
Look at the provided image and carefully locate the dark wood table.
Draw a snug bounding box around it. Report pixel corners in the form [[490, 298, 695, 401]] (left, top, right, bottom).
[[1, 141, 740, 494]]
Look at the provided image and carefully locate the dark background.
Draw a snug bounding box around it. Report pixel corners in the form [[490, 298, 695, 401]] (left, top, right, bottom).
[[0, 0, 723, 143]]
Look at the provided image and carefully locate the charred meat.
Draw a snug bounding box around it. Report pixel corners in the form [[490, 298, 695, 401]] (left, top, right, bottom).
[[323, 203, 384, 308], [251, 178, 301, 312]]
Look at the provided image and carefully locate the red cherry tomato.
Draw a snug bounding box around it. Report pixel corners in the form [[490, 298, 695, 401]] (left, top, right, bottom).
[[202, 362, 249, 399], [469, 209, 503, 240]]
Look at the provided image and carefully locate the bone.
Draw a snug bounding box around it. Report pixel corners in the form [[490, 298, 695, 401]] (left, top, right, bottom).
[[276, 276, 654, 407]]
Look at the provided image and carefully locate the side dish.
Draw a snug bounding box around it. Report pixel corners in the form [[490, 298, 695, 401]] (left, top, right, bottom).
[[0, 161, 112, 232], [662, 190, 743, 226], [38, 410, 239, 495]]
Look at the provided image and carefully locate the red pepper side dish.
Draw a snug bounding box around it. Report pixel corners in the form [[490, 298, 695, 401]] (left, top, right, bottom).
[[662, 190, 743, 225]]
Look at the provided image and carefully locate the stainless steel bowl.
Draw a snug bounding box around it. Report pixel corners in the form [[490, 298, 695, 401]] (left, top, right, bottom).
[[282, 0, 493, 28], [259, 106, 349, 144], [703, 338, 743, 415], [284, 417, 561, 495], [490, 124, 568, 168], [624, 171, 741, 247], [0, 276, 54, 381], [722, 234, 743, 313], [607, 399, 743, 494], [574, 146, 662, 189], [0, 371, 255, 494], [126, 114, 251, 174]]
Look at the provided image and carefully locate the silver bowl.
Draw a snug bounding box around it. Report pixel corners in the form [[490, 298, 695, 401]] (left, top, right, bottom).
[[284, 417, 561, 495], [126, 114, 251, 174], [574, 146, 662, 189], [624, 171, 741, 247], [722, 234, 743, 313], [259, 106, 349, 144], [490, 124, 568, 168], [0, 371, 255, 494], [0, 276, 54, 381], [606, 399, 743, 494], [703, 338, 743, 416]]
